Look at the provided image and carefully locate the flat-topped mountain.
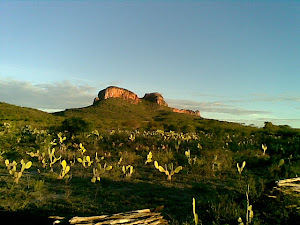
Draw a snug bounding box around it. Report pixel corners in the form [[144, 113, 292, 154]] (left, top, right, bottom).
[[93, 86, 200, 117]]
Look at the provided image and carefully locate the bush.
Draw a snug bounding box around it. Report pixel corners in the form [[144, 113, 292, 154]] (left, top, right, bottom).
[[61, 117, 91, 136]]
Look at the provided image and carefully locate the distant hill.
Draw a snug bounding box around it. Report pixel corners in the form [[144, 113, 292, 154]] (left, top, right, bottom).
[[93, 86, 201, 116], [0, 86, 259, 133], [0, 90, 257, 133], [0, 102, 58, 127]]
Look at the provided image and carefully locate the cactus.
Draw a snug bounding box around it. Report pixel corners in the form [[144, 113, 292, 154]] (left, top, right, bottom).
[[57, 132, 66, 144], [237, 184, 254, 225], [78, 143, 87, 155], [5, 159, 32, 184], [48, 148, 61, 170], [77, 155, 93, 168], [129, 133, 135, 141], [91, 163, 112, 183], [262, 144, 267, 155], [175, 140, 181, 151], [237, 161, 246, 175], [192, 198, 199, 225], [118, 157, 123, 165], [95, 152, 104, 163], [58, 160, 70, 179], [145, 151, 153, 165], [246, 184, 254, 224], [5, 159, 17, 175], [238, 217, 244, 225], [154, 161, 182, 181], [197, 143, 202, 150], [27, 150, 40, 158], [278, 158, 284, 167], [0, 150, 5, 161]]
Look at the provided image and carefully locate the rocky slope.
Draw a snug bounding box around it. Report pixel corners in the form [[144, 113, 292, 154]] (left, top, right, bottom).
[[93, 86, 200, 117]]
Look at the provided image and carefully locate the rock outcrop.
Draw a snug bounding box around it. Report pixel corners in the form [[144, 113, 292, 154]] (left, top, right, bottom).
[[94, 86, 140, 104], [93, 86, 201, 117], [142, 92, 168, 107], [171, 108, 201, 117]]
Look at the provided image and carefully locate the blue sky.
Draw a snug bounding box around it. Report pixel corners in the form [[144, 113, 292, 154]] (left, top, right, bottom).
[[0, 0, 299, 128]]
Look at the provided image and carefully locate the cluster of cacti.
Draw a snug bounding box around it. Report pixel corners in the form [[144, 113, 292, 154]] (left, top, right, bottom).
[[154, 161, 182, 181], [87, 130, 103, 145], [5, 159, 32, 184], [185, 149, 197, 165], [27, 150, 47, 168], [91, 163, 112, 183], [122, 165, 134, 178], [238, 184, 254, 225]]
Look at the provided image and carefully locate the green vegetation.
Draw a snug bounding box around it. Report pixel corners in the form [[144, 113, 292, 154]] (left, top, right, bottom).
[[0, 100, 299, 224]]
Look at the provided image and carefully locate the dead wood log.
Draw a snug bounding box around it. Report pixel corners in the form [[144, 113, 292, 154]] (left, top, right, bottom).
[[277, 177, 300, 186], [276, 177, 300, 193], [275, 177, 300, 211], [67, 208, 168, 225]]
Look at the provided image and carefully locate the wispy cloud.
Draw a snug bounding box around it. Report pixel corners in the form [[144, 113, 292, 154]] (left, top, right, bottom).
[[0, 79, 97, 110], [220, 93, 300, 104], [249, 92, 300, 102], [166, 99, 270, 116]]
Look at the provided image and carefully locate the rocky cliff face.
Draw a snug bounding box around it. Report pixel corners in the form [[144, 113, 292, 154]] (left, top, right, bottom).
[[93, 86, 200, 117]]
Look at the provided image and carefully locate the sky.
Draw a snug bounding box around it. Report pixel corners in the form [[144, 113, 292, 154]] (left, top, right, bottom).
[[0, 0, 299, 128]]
